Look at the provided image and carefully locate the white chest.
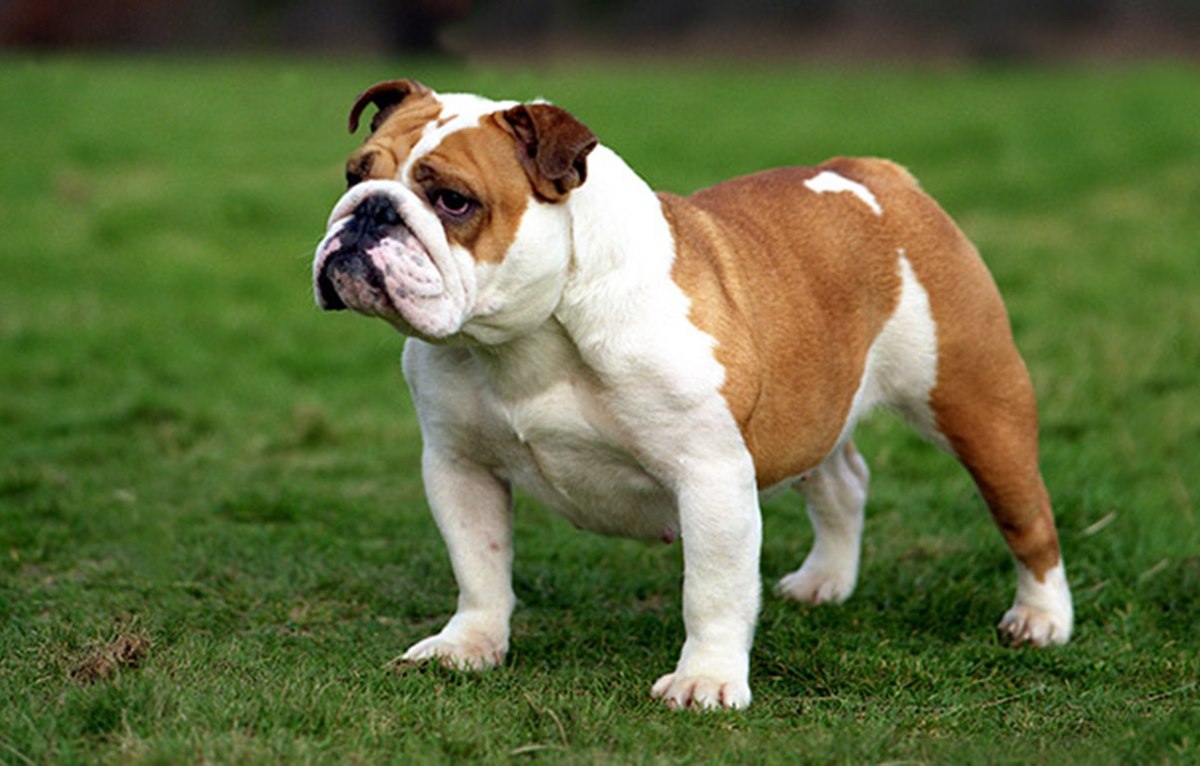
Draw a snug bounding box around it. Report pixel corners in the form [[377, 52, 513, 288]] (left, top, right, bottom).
[[407, 336, 681, 543], [492, 378, 678, 540]]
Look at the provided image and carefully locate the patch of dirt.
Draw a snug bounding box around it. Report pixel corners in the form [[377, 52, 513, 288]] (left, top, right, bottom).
[[70, 633, 152, 684]]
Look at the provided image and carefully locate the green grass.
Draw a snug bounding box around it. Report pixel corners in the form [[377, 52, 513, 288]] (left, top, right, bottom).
[[2, 55, 1198, 763]]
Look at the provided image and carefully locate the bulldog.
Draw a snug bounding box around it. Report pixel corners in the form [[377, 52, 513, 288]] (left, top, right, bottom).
[[312, 79, 1073, 710]]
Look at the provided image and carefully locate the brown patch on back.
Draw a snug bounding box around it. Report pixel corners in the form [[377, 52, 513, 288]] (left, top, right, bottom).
[[411, 114, 533, 264], [663, 158, 923, 487], [669, 155, 1064, 577]]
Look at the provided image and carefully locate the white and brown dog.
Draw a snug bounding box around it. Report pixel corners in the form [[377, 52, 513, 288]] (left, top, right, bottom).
[[312, 79, 1073, 710]]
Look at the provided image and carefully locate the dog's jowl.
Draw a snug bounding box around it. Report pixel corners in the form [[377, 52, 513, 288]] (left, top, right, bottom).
[[312, 79, 1073, 710]]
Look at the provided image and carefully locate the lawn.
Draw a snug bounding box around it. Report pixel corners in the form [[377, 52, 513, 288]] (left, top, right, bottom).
[[1, 55, 1197, 764]]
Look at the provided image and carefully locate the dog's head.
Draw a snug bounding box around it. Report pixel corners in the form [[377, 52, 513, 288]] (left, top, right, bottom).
[[312, 79, 597, 344]]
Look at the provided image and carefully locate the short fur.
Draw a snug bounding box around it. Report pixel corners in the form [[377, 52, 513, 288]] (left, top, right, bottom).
[[312, 80, 1073, 710]]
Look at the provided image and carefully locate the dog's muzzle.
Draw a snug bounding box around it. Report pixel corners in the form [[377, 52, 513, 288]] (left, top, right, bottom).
[[316, 194, 410, 312], [313, 184, 472, 340]]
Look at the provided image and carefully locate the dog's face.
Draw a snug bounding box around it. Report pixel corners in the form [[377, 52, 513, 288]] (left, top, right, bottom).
[[313, 80, 597, 344]]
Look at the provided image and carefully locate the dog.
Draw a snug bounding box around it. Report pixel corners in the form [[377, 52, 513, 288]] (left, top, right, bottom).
[[312, 79, 1073, 710]]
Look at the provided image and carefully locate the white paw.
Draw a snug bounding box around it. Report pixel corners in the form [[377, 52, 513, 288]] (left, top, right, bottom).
[[399, 618, 507, 670], [999, 562, 1073, 647], [998, 604, 1072, 647], [651, 671, 752, 711], [777, 562, 856, 605]]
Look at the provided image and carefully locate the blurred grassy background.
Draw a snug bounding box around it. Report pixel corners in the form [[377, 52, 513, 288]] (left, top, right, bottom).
[[1, 57, 1198, 763]]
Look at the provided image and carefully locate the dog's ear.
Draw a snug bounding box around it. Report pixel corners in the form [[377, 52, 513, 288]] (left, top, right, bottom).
[[499, 104, 598, 201], [348, 79, 432, 134]]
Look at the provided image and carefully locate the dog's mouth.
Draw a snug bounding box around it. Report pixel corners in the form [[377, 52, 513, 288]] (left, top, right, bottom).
[[314, 187, 467, 339]]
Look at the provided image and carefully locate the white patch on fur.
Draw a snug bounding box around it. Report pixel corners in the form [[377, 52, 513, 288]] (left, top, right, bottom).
[[804, 170, 883, 216], [999, 562, 1073, 646], [840, 250, 948, 451]]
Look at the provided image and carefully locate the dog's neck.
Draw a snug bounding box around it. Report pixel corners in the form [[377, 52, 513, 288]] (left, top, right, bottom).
[[563, 145, 676, 284], [467, 146, 696, 397], [468, 314, 589, 401], [553, 146, 687, 364]]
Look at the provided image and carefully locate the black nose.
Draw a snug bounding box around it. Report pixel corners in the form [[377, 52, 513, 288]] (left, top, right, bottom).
[[336, 194, 404, 250], [355, 194, 402, 228]]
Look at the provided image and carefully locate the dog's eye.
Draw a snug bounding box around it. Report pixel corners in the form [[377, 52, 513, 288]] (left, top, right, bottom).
[[430, 189, 476, 219]]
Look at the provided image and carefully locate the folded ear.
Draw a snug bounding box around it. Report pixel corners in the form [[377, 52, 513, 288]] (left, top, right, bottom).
[[348, 79, 432, 134], [500, 103, 598, 201]]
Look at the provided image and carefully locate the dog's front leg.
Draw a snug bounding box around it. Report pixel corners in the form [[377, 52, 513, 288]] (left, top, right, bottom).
[[652, 457, 762, 710], [401, 447, 514, 670]]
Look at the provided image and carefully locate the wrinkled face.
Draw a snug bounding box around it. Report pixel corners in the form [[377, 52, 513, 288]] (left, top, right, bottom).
[[312, 79, 596, 344]]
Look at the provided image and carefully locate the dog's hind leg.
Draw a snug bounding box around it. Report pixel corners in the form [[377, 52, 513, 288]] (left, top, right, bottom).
[[931, 329, 1073, 646], [777, 440, 870, 605]]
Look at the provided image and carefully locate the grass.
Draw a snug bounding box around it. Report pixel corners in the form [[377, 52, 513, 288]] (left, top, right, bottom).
[[1, 55, 1198, 763]]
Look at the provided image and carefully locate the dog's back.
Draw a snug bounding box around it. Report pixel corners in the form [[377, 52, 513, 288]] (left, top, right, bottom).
[[659, 157, 975, 486]]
